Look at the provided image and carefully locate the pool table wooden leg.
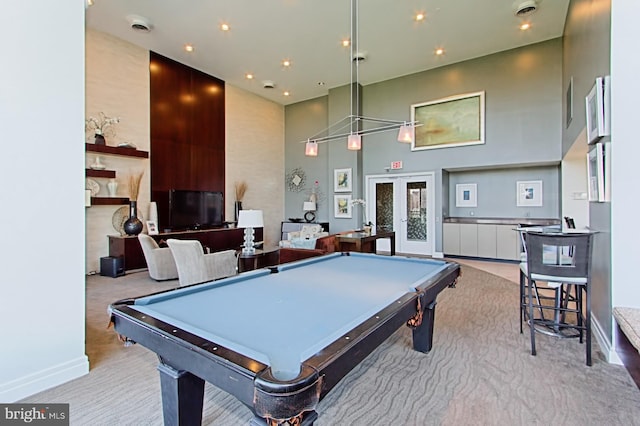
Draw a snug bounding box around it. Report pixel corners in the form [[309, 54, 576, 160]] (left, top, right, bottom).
[[158, 363, 205, 426], [411, 300, 437, 353]]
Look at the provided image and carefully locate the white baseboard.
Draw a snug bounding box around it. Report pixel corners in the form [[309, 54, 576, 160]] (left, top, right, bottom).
[[592, 314, 622, 365], [0, 356, 89, 402], [432, 251, 444, 259]]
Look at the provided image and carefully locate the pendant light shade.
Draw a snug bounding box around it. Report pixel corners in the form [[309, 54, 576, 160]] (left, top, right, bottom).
[[305, 140, 318, 156], [347, 134, 362, 150], [397, 123, 414, 143]]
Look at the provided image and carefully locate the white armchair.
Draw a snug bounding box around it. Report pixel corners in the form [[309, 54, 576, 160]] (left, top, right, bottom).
[[166, 239, 238, 287], [137, 234, 179, 281], [280, 223, 329, 249]]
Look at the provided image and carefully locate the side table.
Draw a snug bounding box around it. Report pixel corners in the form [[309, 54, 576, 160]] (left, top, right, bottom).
[[238, 247, 280, 273]]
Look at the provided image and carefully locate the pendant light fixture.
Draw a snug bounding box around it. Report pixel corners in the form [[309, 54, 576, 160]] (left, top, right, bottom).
[[303, 0, 419, 156]]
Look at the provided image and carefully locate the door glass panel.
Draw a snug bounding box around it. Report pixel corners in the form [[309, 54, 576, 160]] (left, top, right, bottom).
[[375, 182, 394, 232], [406, 181, 427, 242]]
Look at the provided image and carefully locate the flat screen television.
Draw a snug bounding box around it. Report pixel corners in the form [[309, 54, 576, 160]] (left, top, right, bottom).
[[168, 189, 224, 230]]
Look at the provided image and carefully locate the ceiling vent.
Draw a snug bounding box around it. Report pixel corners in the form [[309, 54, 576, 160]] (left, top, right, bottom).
[[514, 0, 538, 17], [262, 80, 276, 89], [353, 51, 367, 62], [126, 15, 152, 33]]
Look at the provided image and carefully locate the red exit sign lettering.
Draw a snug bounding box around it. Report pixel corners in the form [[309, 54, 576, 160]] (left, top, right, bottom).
[[390, 161, 403, 170]]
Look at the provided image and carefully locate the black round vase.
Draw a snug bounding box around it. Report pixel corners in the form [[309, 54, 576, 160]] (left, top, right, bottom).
[[234, 201, 243, 222], [94, 133, 106, 145], [123, 201, 143, 236]]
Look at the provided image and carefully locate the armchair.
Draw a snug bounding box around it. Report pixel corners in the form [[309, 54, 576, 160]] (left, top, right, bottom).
[[166, 239, 238, 287], [137, 234, 179, 281]]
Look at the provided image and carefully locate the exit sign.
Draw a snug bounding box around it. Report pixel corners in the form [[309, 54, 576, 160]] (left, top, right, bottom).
[[390, 161, 403, 170]]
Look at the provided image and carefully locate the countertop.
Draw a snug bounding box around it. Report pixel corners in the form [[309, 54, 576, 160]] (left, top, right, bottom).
[[443, 217, 560, 226]]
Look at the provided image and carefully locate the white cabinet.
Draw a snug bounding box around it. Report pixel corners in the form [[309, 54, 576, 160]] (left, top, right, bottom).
[[443, 222, 522, 261], [443, 223, 460, 255], [496, 225, 520, 261], [477, 224, 497, 258], [459, 224, 478, 256]]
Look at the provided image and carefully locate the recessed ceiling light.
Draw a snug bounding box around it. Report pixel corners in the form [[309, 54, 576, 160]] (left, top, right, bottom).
[[342, 38, 350, 47], [282, 59, 291, 68], [284, 91, 290, 97], [435, 47, 445, 56], [520, 22, 531, 30], [184, 44, 194, 52], [220, 23, 230, 31], [245, 73, 254, 80], [415, 12, 426, 22]]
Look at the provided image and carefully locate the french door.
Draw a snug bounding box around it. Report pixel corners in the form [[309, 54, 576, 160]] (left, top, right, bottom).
[[366, 173, 435, 256]]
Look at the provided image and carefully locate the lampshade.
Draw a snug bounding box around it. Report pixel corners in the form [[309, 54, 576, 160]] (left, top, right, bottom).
[[347, 134, 362, 150], [237, 209, 264, 228], [305, 140, 318, 156], [303, 201, 316, 212], [397, 124, 414, 143]]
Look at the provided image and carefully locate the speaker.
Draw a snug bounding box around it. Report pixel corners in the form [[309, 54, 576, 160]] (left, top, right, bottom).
[[100, 256, 125, 278]]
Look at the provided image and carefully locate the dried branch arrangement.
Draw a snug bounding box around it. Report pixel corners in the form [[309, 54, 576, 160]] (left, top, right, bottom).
[[234, 181, 248, 201], [128, 171, 144, 201]]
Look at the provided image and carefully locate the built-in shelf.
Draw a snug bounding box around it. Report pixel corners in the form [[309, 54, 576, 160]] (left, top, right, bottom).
[[86, 169, 116, 178], [85, 143, 149, 158], [90, 197, 129, 206]]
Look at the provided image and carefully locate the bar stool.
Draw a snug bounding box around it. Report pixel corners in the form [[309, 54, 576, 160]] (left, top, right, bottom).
[[519, 230, 595, 365]]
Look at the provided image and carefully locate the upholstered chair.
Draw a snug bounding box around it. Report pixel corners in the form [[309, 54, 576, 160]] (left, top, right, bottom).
[[166, 239, 237, 287], [137, 234, 179, 281]]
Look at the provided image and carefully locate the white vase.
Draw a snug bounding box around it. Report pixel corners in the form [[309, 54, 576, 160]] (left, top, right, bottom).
[[107, 179, 118, 197]]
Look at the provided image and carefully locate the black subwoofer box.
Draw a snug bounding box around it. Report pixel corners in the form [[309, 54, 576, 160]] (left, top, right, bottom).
[[100, 256, 125, 278]]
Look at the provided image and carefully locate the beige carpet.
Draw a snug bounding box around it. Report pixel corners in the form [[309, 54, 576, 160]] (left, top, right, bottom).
[[22, 265, 640, 425]]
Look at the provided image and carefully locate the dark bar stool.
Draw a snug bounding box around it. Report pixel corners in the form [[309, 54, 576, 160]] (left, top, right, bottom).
[[519, 230, 596, 365]]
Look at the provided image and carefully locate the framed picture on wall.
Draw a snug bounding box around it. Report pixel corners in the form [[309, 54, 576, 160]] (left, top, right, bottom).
[[146, 220, 159, 235], [334, 168, 352, 192], [516, 180, 543, 207], [587, 143, 606, 202], [455, 183, 477, 207], [585, 76, 611, 144], [334, 194, 352, 218], [411, 91, 485, 151]]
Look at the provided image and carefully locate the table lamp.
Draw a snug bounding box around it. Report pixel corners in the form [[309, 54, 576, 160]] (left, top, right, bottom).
[[303, 201, 316, 223], [237, 209, 264, 254]]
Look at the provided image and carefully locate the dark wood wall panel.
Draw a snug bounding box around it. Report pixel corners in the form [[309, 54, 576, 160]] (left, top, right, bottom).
[[150, 52, 225, 229]]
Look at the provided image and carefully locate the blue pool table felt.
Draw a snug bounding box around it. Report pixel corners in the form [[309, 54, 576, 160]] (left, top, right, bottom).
[[131, 253, 448, 378]]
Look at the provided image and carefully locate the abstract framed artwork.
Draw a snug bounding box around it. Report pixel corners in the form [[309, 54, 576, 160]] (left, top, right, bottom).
[[587, 143, 609, 202], [585, 76, 611, 144], [334, 168, 352, 192], [455, 183, 477, 208], [516, 180, 543, 207], [411, 91, 485, 151], [334, 194, 352, 218]]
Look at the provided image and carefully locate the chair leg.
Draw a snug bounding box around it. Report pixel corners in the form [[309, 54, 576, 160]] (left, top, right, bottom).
[[520, 271, 525, 334], [586, 284, 592, 366], [528, 278, 537, 356]]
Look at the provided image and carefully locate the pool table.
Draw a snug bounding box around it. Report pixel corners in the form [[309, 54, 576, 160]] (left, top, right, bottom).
[[109, 252, 460, 425]]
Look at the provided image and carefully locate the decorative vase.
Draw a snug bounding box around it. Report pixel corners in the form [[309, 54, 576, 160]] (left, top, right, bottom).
[[107, 179, 118, 197], [123, 201, 143, 236], [234, 201, 243, 222], [94, 133, 106, 145]]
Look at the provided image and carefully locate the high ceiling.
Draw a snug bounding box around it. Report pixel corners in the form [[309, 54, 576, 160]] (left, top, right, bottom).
[[85, 0, 570, 106]]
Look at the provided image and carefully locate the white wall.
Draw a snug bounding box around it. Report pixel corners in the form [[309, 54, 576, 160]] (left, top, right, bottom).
[[225, 85, 285, 247], [85, 29, 150, 274], [611, 1, 640, 308], [561, 129, 589, 229], [0, 1, 88, 401]]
